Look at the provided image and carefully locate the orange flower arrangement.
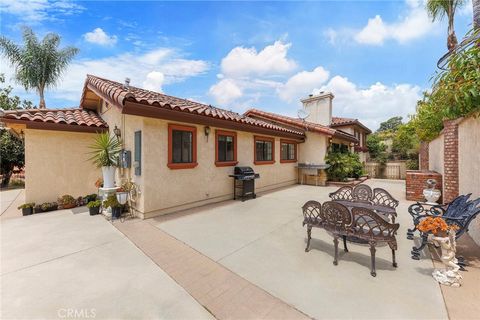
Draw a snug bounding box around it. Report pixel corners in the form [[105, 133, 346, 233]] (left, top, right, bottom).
[[94, 177, 103, 189], [417, 217, 459, 236]]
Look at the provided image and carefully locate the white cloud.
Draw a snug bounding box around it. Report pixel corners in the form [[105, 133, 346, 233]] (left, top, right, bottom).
[[1, 48, 209, 104], [0, 0, 84, 23], [209, 79, 243, 105], [83, 28, 118, 46], [354, 0, 435, 45], [221, 41, 297, 77], [143, 71, 165, 92], [278, 67, 330, 102], [316, 75, 422, 130]]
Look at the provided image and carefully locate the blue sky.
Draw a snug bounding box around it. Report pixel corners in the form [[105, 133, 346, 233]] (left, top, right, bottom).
[[0, 0, 475, 129]]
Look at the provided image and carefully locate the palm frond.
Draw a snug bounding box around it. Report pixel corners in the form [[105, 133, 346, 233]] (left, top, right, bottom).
[[88, 133, 122, 168]]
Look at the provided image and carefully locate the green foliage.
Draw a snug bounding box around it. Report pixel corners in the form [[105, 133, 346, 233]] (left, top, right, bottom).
[[377, 116, 403, 133], [87, 200, 102, 208], [0, 74, 34, 110], [58, 194, 76, 207], [40, 202, 58, 211], [18, 202, 35, 209], [103, 194, 121, 208], [366, 134, 387, 159], [0, 27, 79, 108], [426, 0, 466, 49], [88, 132, 122, 168], [325, 151, 364, 182], [406, 159, 419, 170], [0, 130, 25, 187], [391, 121, 419, 159], [83, 194, 98, 203], [413, 30, 480, 141]]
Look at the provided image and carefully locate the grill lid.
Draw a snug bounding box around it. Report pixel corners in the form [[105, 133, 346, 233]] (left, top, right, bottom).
[[234, 166, 255, 175]]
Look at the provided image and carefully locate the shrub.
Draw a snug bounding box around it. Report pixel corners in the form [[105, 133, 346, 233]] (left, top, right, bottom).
[[58, 194, 76, 208], [87, 200, 102, 208], [103, 194, 121, 208], [325, 152, 364, 181], [40, 202, 58, 211], [406, 159, 419, 170], [18, 202, 35, 209], [84, 194, 97, 203]]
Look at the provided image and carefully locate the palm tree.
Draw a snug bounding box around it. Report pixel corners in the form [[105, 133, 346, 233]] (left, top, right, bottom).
[[426, 0, 466, 51], [474, 0, 480, 29], [0, 27, 78, 108]]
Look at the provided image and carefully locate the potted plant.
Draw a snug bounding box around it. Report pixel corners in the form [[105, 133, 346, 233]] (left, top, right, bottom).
[[84, 193, 98, 203], [103, 194, 123, 219], [39, 202, 58, 212], [87, 200, 102, 216], [88, 133, 121, 189], [18, 203, 35, 216], [58, 194, 77, 209]]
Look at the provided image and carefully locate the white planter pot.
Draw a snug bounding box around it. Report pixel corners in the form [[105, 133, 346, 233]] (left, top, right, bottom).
[[102, 166, 116, 188]]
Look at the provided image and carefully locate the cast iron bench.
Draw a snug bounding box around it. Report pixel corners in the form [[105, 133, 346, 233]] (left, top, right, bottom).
[[407, 193, 480, 265], [302, 200, 399, 277], [329, 184, 399, 223]]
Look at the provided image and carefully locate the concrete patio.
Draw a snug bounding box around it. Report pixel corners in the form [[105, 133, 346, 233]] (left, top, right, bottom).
[[148, 179, 448, 319], [2, 180, 478, 319], [0, 207, 213, 319]]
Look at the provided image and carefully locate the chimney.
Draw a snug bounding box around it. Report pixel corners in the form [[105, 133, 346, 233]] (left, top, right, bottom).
[[300, 91, 334, 126], [123, 77, 131, 91]]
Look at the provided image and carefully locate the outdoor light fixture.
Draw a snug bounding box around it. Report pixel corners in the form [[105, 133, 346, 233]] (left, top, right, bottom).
[[204, 126, 211, 141], [116, 191, 128, 205], [113, 125, 121, 139]]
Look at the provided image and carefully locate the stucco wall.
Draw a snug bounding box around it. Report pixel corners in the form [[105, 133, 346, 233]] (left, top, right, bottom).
[[100, 104, 145, 213], [458, 116, 480, 244], [25, 129, 100, 204], [428, 134, 444, 177], [141, 118, 298, 217], [298, 132, 328, 164]]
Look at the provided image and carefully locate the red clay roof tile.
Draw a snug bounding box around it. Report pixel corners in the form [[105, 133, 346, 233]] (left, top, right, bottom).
[[82, 75, 304, 137], [1, 108, 108, 129]]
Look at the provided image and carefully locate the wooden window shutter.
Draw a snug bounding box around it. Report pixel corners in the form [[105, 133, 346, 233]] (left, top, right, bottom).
[[134, 130, 141, 176]]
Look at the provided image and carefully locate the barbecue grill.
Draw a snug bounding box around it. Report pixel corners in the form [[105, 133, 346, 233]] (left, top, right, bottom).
[[229, 166, 260, 201]]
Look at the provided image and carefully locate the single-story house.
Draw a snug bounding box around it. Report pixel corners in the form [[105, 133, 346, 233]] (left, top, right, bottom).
[[0, 75, 370, 218]]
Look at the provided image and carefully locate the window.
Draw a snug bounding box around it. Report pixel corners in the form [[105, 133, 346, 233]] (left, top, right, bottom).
[[280, 140, 297, 163], [134, 130, 141, 176], [168, 124, 197, 169], [331, 143, 349, 153], [254, 136, 275, 164], [215, 130, 237, 166]]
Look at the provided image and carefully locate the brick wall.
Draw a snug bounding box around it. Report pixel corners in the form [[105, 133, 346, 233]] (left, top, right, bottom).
[[406, 170, 443, 202], [419, 141, 429, 170], [443, 119, 460, 204]]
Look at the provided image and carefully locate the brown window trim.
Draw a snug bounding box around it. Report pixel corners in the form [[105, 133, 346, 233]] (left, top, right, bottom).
[[215, 129, 238, 167], [254, 135, 275, 165], [168, 123, 198, 169], [280, 139, 297, 163]]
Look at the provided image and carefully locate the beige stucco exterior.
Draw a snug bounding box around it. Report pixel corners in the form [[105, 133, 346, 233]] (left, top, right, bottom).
[[428, 135, 444, 177], [458, 116, 480, 245], [298, 132, 328, 164], [428, 116, 480, 245], [24, 129, 100, 204]]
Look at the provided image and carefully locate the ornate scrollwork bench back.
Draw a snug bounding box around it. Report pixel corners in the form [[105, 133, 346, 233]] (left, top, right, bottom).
[[328, 184, 399, 222], [302, 200, 399, 277]]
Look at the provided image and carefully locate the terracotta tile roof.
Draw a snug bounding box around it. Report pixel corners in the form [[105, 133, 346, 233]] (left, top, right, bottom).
[[82, 75, 304, 137], [1, 108, 108, 129], [331, 116, 372, 133], [245, 109, 359, 143], [331, 117, 356, 126], [244, 109, 336, 136]]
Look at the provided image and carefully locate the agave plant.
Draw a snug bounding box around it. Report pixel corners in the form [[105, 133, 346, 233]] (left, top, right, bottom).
[[88, 132, 122, 168]]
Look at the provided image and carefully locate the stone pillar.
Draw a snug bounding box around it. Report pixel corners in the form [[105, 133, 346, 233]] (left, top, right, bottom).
[[443, 119, 460, 204], [419, 141, 429, 170]]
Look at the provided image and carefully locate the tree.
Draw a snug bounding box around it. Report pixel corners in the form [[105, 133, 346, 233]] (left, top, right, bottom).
[[377, 116, 403, 132], [366, 134, 387, 160], [0, 27, 78, 108], [474, 0, 480, 29], [391, 122, 419, 159], [0, 74, 30, 187], [426, 0, 466, 50]]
